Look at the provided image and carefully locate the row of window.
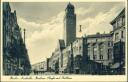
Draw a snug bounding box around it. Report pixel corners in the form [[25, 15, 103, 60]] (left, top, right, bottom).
[[73, 46, 82, 53], [115, 30, 124, 41], [88, 44, 112, 60], [112, 16, 125, 29]]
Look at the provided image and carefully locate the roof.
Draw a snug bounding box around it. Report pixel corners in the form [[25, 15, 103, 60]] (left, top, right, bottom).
[[67, 2, 74, 8], [110, 8, 125, 24], [66, 2, 74, 10], [86, 33, 112, 38]]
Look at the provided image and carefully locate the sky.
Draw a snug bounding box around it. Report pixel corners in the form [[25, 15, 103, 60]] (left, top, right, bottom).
[[9, 2, 125, 65]]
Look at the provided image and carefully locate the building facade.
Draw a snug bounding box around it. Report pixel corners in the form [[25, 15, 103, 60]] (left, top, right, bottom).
[[85, 33, 113, 66], [32, 61, 47, 75], [72, 38, 86, 74], [58, 40, 65, 73], [3, 2, 31, 75], [48, 48, 59, 73], [61, 44, 73, 73], [110, 8, 125, 74], [71, 34, 113, 74]]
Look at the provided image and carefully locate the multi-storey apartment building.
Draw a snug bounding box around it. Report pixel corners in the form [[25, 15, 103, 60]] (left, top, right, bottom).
[[85, 33, 113, 66], [110, 8, 125, 74], [3, 2, 31, 75]]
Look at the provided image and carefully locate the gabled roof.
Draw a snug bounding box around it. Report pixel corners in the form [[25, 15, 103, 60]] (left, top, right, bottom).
[[110, 8, 125, 25]]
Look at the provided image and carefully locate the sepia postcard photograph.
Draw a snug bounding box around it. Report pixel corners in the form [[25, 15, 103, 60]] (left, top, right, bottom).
[[0, 0, 127, 82]]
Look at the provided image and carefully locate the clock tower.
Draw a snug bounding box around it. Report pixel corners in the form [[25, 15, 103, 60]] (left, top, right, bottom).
[[63, 2, 76, 46]]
